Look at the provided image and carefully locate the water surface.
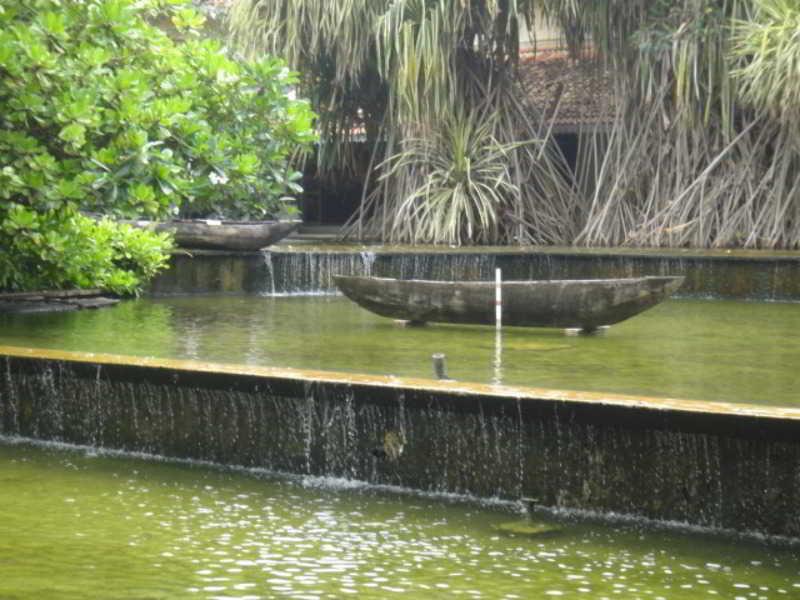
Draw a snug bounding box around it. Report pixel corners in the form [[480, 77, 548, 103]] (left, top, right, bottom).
[[2, 439, 799, 599], [0, 295, 797, 406]]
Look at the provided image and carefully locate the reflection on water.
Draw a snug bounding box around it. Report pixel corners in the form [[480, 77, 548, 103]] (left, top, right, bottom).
[[1, 439, 799, 599], [1, 295, 798, 406]]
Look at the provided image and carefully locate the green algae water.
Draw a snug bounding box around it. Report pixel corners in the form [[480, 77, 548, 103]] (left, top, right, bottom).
[[2, 438, 799, 600], [0, 296, 798, 406]]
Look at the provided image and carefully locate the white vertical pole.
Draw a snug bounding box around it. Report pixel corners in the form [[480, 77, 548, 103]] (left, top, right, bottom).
[[493, 328, 503, 386], [495, 267, 502, 329]]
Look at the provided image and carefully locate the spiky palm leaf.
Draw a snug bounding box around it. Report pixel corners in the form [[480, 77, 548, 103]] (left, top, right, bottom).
[[380, 110, 532, 245], [732, 0, 800, 125]]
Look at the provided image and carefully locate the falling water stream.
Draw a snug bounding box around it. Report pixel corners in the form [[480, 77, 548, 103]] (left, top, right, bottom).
[[262, 251, 378, 295], [249, 246, 800, 300]]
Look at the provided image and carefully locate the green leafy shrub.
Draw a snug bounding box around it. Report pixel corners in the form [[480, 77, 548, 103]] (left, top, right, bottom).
[[0, 0, 316, 293], [0, 209, 173, 294]]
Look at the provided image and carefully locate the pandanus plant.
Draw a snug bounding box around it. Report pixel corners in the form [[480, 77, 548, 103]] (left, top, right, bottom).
[[230, 0, 581, 246]]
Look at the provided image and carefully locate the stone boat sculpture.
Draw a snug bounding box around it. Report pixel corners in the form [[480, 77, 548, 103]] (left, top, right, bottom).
[[131, 220, 300, 251], [334, 275, 684, 331]]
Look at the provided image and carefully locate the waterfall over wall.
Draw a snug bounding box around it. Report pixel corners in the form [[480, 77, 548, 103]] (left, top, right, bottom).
[[262, 251, 379, 295], [3, 352, 800, 537], [262, 251, 504, 295], [149, 248, 800, 300], [264, 250, 800, 299]]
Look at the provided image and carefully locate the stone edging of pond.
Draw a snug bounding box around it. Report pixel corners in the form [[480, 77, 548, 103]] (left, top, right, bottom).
[[0, 289, 119, 314]]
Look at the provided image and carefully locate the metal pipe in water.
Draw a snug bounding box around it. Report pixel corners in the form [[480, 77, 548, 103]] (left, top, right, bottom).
[[432, 353, 450, 380]]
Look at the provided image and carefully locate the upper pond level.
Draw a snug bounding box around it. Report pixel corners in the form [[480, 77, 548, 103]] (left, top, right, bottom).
[[1, 295, 798, 407], [2, 439, 800, 599]]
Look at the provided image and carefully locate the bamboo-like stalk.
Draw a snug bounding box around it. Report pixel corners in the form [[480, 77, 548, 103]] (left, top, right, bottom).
[[546, 0, 799, 249]]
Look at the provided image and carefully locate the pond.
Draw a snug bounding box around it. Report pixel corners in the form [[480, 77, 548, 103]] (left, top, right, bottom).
[[1, 295, 798, 406], [1, 438, 798, 599]]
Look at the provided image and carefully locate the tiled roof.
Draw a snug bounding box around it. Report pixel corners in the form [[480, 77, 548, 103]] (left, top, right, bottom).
[[518, 51, 616, 132]]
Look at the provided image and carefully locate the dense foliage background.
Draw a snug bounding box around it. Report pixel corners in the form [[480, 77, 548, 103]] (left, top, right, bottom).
[[230, 0, 579, 246], [0, 0, 315, 293], [232, 0, 799, 249]]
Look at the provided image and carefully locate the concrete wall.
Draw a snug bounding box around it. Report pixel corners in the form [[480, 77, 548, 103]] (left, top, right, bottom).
[[150, 246, 800, 301], [3, 347, 800, 537]]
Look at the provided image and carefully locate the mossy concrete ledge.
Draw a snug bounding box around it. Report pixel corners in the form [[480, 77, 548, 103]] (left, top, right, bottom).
[[2, 345, 800, 536], [148, 245, 800, 300], [149, 249, 267, 295]]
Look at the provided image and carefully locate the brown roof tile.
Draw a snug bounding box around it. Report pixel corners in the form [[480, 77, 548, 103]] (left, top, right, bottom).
[[518, 51, 616, 132], [191, 6, 614, 131]]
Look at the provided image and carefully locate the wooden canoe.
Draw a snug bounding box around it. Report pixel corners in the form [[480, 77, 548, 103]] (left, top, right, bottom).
[[333, 275, 684, 330], [132, 220, 300, 251]]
